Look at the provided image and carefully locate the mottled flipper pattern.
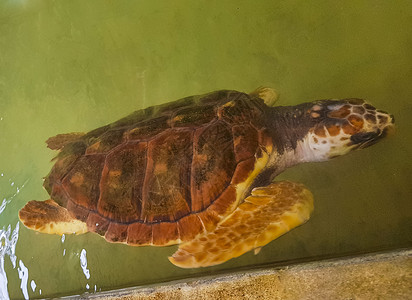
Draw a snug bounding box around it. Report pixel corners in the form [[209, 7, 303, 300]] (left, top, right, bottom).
[[19, 199, 88, 235], [169, 181, 314, 268]]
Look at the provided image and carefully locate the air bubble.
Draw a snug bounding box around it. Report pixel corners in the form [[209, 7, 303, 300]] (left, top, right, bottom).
[[80, 249, 90, 279], [18, 260, 29, 300], [30, 280, 36, 292]]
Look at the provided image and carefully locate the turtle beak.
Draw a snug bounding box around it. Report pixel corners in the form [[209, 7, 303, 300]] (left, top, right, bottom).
[[350, 124, 394, 149], [350, 131, 381, 149]]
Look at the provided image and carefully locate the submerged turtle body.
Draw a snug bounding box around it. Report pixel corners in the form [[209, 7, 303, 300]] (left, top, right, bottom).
[[19, 87, 394, 268], [43, 90, 275, 246]]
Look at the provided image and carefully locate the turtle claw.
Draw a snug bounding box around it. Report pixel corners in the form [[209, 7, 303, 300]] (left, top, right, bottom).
[[254, 247, 262, 255]]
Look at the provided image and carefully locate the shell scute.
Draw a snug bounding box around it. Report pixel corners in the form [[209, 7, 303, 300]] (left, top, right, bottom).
[[127, 222, 152, 245], [207, 185, 237, 216], [105, 222, 128, 243], [86, 212, 110, 236], [231, 158, 255, 185], [191, 121, 236, 211], [126, 116, 170, 141], [171, 105, 216, 127], [86, 128, 126, 154], [177, 214, 205, 242], [198, 90, 233, 106], [218, 95, 265, 124], [110, 106, 155, 129], [152, 222, 180, 246], [62, 154, 106, 210], [45, 154, 79, 205], [97, 142, 147, 222], [232, 125, 259, 162], [154, 95, 196, 115], [140, 128, 193, 223], [67, 200, 90, 222]]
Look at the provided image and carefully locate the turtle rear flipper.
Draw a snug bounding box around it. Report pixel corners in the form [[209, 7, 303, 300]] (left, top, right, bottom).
[[169, 181, 314, 268], [19, 200, 88, 235], [46, 132, 85, 150]]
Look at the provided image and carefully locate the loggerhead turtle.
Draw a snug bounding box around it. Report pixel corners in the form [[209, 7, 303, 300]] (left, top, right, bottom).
[[19, 87, 394, 268]]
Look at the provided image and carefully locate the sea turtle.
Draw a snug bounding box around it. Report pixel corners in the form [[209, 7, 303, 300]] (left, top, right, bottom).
[[19, 87, 394, 268]]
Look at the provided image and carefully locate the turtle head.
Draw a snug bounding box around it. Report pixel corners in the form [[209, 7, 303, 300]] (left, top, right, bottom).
[[295, 98, 395, 161]]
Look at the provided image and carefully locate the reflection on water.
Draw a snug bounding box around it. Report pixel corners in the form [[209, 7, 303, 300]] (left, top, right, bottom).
[[62, 234, 66, 256], [30, 280, 37, 294], [0, 175, 34, 298], [0, 179, 28, 215], [0, 222, 21, 299], [0, 177, 33, 299], [80, 249, 98, 292], [0, 217, 89, 298], [18, 260, 29, 299], [80, 249, 91, 285]]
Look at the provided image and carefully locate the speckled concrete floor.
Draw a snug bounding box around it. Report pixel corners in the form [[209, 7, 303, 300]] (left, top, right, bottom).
[[82, 249, 411, 300]]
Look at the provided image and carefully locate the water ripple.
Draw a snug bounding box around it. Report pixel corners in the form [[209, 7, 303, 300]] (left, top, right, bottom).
[[80, 248, 90, 280], [0, 179, 29, 216], [17, 260, 29, 299], [0, 222, 19, 300]]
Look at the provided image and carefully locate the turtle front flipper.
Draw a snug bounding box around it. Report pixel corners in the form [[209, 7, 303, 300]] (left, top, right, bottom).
[[249, 87, 279, 106], [169, 181, 314, 268], [19, 200, 88, 235]]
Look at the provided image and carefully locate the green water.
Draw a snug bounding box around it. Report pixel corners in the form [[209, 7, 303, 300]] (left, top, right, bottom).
[[1, 1, 411, 298]]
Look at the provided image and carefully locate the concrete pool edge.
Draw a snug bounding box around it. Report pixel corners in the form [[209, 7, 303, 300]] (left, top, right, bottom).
[[80, 249, 411, 299]]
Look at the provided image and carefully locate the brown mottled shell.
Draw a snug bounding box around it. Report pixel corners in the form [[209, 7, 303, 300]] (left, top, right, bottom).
[[44, 90, 271, 246]]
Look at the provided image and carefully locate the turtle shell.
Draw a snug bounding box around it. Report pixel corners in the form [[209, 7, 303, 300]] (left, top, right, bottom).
[[44, 90, 273, 246]]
